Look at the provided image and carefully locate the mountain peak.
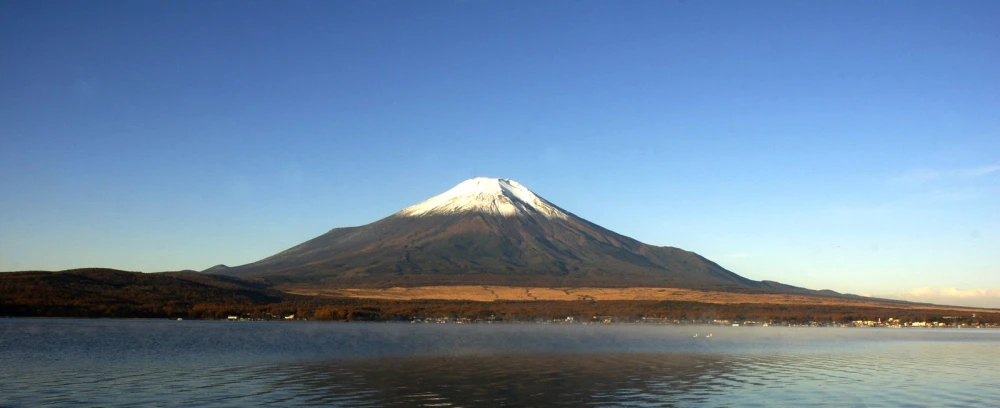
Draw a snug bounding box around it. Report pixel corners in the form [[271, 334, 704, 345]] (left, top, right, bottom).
[[220, 177, 766, 291], [397, 177, 568, 219]]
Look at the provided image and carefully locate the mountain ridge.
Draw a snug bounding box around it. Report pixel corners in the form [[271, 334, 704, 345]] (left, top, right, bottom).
[[214, 178, 796, 292]]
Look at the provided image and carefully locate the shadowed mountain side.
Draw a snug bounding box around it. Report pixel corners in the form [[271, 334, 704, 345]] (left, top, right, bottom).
[[209, 178, 870, 297], [220, 213, 770, 291]]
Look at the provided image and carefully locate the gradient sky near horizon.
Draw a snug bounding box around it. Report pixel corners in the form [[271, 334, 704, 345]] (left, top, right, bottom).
[[2, 1, 998, 307]]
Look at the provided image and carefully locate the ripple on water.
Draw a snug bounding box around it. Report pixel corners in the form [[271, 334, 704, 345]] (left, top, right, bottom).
[[2, 321, 999, 407]]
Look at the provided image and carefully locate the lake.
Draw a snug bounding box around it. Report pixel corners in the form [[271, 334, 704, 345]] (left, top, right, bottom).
[[1, 319, 997, 407]]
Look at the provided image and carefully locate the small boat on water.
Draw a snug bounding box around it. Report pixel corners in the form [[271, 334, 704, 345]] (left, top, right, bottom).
[[706, 333, 712, 338], [693, 334, 699, 338]]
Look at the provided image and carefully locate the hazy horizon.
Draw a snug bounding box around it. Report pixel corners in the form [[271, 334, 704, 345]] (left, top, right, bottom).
[[1, 1, 997, 307]]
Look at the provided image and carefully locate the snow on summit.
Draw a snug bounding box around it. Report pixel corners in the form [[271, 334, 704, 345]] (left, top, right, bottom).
[[398, 178, 568, 219]]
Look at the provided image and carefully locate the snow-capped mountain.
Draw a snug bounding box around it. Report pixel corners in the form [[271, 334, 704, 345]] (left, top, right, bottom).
[[216, 178, 779, 291], [397, 178, 569, 220]]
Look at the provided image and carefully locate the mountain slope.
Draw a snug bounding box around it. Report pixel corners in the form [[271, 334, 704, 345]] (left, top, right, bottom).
[[218, 178, 771, 291]]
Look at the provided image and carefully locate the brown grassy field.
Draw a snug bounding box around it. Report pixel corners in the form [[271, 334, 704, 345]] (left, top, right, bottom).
[[284, 285, 996, 313]]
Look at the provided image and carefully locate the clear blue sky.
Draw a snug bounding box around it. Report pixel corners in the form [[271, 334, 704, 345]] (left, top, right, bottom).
[[1, 1, 998, 306]]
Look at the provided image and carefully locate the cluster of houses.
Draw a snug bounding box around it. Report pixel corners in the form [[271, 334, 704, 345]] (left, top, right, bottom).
[[224, 313, 297, 322], [849, 316, 994, 328], [409, 316, 502, 324], [208, 312, 996, 327], [398, 315, 998, 327], [410, 317, 474, 324]]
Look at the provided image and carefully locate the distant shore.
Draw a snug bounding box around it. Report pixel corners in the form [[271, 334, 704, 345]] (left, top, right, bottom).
[[287, 285, 993, 314], [4, 269, 998, 325]]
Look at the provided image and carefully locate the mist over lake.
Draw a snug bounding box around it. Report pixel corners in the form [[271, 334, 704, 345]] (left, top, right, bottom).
[[2, 319, 998, 407]]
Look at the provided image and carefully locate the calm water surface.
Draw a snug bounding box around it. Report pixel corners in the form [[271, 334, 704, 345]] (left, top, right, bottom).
[[1, 319, 997, 407]]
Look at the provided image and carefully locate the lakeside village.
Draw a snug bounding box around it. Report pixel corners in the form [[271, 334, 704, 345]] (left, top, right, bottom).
[[219, 313, 1000, 328]]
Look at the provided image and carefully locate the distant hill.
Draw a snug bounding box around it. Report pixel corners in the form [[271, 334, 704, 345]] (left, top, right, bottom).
[[202, 264, 231, 274], [0, 268, 283, 318]]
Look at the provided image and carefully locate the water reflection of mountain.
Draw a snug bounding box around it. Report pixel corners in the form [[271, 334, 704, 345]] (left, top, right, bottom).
[[260, 353, 750, 406], [250, 343, 997, 407]]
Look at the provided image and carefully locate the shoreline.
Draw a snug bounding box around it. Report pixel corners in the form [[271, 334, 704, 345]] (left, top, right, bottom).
[[285, 285, 997, 314]]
